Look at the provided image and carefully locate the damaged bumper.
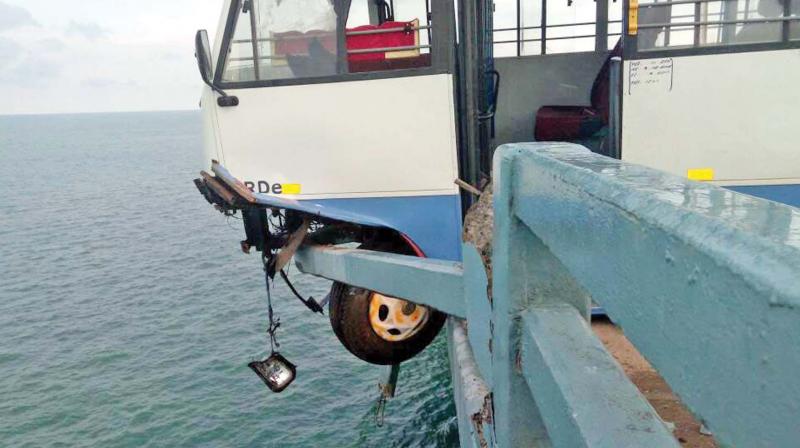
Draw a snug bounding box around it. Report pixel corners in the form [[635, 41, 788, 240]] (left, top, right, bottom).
[[194, 160, 392, 229]]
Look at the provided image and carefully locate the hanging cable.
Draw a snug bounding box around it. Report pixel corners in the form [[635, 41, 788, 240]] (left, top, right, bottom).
[[262, 253, 281, 353], [279, 269, 324, 314]]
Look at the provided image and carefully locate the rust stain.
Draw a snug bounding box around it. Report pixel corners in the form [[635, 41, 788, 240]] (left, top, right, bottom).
[[471, 394, 494, 448]]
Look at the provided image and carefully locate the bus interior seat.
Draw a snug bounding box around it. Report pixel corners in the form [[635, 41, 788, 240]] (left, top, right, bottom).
[[534, 40, 623, 149], [276, 20, 429, 76], [346, 20, 431, 73]]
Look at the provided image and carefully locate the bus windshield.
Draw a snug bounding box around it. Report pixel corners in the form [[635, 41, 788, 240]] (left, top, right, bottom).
[[219, 0, 434, 84]]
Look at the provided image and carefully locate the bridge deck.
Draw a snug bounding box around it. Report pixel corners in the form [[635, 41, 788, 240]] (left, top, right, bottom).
[[594, 320, 717, 448]]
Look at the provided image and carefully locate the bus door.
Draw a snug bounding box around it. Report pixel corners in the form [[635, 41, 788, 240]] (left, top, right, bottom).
[[620, 0, 800, 204], [203, 0, 460, 206], [455, 0, 499, 191], [487, 0, 626, 158]]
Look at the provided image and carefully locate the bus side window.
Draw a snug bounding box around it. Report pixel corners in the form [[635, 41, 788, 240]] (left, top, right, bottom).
[[636, 0, 798, 51], [345, 0, 433, 73], [733, 0, 790, 44], [785, 0, 798, 40]]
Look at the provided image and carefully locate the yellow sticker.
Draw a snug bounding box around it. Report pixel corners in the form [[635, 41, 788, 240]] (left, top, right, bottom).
[[687, 168, 715, 181], [628, 0, 639, 35], [281, 184, 302, 195]]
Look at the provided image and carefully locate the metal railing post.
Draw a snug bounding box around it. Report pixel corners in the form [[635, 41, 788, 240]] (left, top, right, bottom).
[[490, 148, 551, 447]]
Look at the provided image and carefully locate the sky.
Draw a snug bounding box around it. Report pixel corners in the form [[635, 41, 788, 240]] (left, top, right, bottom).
[[0, 0, 594, 115], [0, 0, 222, 115]]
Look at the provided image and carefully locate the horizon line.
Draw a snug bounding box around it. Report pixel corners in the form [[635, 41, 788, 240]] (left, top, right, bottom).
[[0, 107, 201, 118]]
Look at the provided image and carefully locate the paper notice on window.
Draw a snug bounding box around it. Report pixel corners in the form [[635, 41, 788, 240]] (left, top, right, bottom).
[[628, 58, 674, 95]]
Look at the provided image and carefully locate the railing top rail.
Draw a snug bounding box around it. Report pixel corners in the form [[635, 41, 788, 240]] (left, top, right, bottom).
[[504, 143, 800, 286]]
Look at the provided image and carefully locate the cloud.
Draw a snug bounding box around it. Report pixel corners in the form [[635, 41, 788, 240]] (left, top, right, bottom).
[[0, 2, 38, 32], [0, 55, 61, 87], [0, 36, 22, 67], [66, 21, 110, 40], [0, 34, 64, 86], [0, 0, 222, 114], [34, 37, 67, 53], [81, 77, 139, 89]]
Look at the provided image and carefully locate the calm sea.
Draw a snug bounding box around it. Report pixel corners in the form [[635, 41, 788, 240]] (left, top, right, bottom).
[[0, 111, 458, 447]]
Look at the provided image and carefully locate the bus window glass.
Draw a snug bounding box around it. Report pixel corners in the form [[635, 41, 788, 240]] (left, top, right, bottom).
[[221, 0, 434, 82], [493, 0, 624, 57], [545, 0, 597, 54], [609, 0, 624, 48], [637, 1, 701, 49], [520, 0, 544, 55], [493, 0, 519, 57], [221, 0, 339, 82], [637, 0, 795, 50], [732, 0, 784, 44], [345, 0, 433, 73]]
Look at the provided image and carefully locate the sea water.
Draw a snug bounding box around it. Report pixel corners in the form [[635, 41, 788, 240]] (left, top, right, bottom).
[[0, 111, 458, 447]]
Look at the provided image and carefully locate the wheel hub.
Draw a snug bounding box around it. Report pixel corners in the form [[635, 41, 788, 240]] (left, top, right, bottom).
[[368, 293, 430, 342]]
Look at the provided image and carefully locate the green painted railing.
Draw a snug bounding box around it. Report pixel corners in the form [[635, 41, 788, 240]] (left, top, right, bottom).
[[296, 143, 800, 448]]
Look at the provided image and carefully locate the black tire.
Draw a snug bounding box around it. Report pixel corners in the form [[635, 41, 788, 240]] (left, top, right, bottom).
[[329, 282, 447, 365]]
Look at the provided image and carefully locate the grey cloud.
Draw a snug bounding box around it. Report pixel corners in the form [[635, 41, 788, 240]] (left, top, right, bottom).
[[0, 56, 61, 87], [0, 2, 38, 32], [66, 21, 110, 40], [0, 37, 22, 67], [0, 6, 61, 86], [0, 35, 66, 83], [34, 37, 67, 53]]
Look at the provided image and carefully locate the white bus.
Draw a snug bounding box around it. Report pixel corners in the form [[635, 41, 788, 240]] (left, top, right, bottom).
[[194, 0, 799, 364]]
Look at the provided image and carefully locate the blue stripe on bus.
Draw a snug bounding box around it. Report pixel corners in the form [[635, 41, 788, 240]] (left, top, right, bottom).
[[310, 195, 464, 261], [307, 185, 798, 264], [727, 184, 800, 209]]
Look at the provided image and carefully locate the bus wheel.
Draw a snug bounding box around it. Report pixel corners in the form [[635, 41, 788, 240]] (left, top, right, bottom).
[[328, 282, 447, 365]]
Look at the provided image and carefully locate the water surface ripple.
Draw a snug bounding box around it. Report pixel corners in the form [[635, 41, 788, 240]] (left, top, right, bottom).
[[0, 111, 458, 447]]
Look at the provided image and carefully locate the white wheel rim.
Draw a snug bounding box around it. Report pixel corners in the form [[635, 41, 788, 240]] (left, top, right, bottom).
[[368, 293, 430, 342]]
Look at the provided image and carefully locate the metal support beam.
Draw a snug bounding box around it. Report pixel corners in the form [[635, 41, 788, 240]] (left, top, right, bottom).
[[541, 0, 548, 54], [607, 57, 622, 160], [294, 246, 466, 318], [596, 0, 610, 51]]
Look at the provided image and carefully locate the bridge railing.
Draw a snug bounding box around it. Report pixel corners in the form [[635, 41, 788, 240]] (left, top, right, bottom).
[[296, 143, 800, 448]]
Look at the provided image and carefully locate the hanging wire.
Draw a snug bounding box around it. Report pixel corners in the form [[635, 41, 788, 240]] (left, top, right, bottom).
[[225, 214, 243, 231], [262, 252, 281, 353]]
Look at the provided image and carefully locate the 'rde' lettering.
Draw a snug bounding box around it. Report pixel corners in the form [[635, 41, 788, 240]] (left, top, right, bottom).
[[242, 180, 295, 195]]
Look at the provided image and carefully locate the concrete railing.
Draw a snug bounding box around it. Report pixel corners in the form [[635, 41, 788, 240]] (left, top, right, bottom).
[[296, 143, 800, 448]]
